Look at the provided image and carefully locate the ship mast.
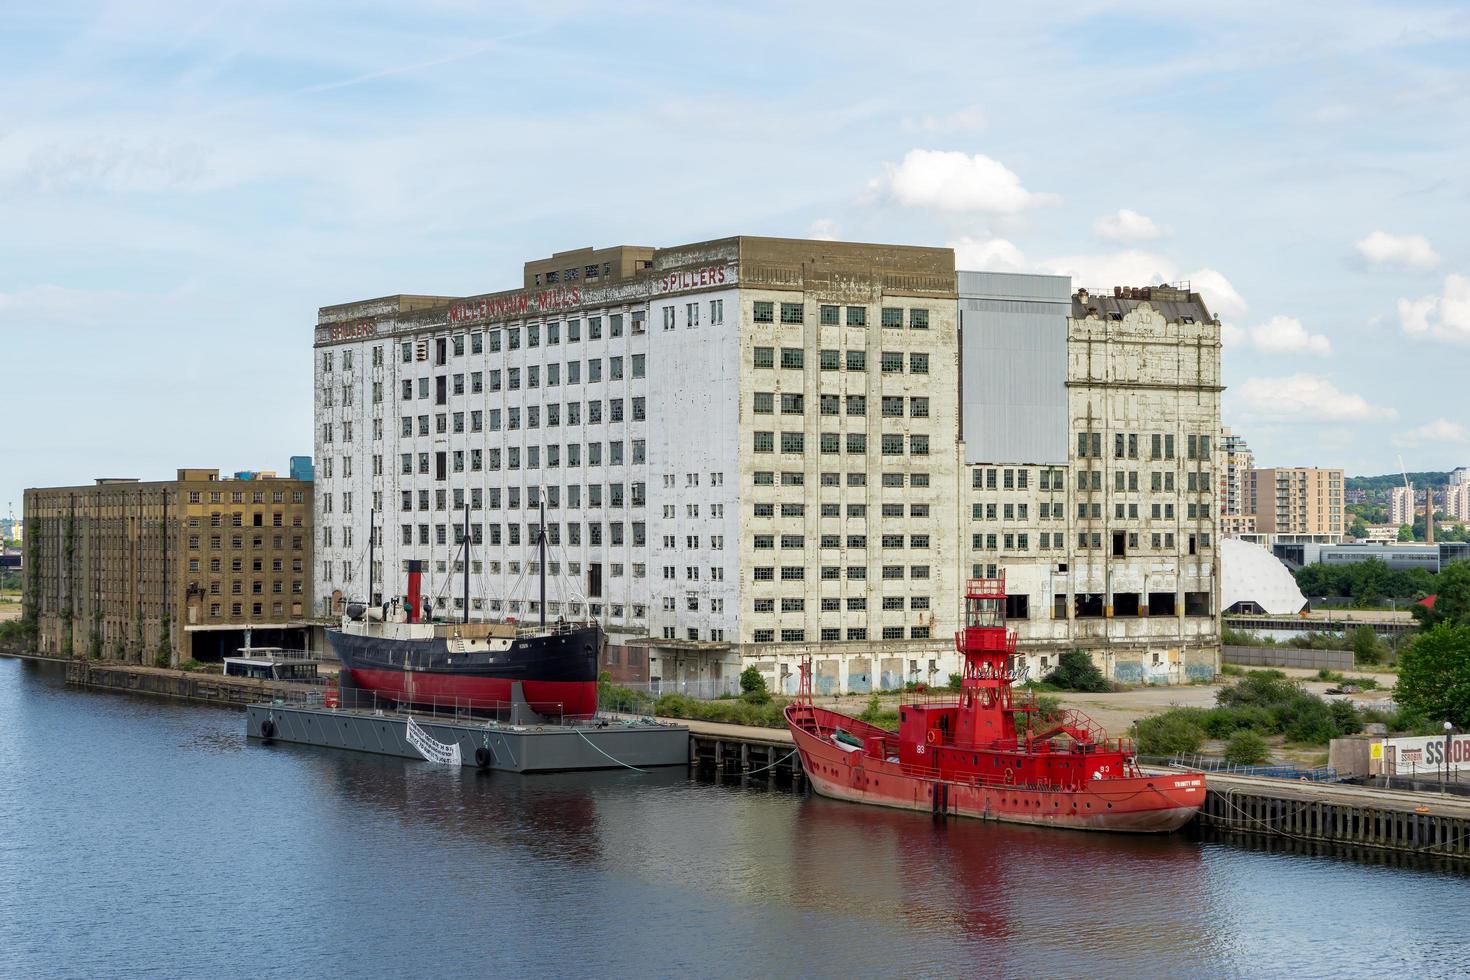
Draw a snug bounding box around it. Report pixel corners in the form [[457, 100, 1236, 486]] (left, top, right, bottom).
[[538, 499, 547, 629], [366, 508, 375, 607], [462, 504, 470, 625]]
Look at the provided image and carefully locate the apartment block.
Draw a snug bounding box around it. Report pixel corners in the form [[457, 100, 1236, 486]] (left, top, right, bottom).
[[313, 237, 959, 694], [23, 468, 314, 664], [960, 276, 1221, 685], [1390, 484, 1416, 526], [1248, 467, 1345, 539], [1218, 426, 1253, 527]]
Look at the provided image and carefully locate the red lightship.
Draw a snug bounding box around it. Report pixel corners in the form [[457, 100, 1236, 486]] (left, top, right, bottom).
[[785, 575, 1205, 832]]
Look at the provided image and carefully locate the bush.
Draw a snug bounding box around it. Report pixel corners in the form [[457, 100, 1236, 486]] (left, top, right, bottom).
[[1220, 663, 1246, 676], [946, 673, 963, 692], [739, 665, 769, 703], [1134, 710, 1207, 756], [1044, 650, 1112, 693], [1349, 626, 1387, 666], [1224, 730, 1269, 766]]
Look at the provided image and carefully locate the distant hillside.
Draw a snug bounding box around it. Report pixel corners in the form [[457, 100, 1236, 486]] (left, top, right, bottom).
[[1347, 471, 1451, 492]]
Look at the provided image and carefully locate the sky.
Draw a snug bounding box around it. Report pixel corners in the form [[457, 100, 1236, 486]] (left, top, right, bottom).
[[3, 0, 1469, 514]]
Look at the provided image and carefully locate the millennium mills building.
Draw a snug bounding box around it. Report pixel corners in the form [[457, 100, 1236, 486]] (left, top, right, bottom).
[[313, 237, 1221, 693]]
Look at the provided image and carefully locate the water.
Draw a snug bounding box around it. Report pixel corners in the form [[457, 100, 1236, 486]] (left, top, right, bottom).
[[1, 657, 1466, 980]]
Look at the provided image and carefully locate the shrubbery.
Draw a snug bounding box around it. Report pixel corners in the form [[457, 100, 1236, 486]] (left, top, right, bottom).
[[1224, 729, 1269, 766], [1134, 670, 1364, 755], [1043, 650, 1112, 693]]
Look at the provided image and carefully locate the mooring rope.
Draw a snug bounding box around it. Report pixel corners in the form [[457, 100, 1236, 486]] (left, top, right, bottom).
[[574, 728, 649, 773]]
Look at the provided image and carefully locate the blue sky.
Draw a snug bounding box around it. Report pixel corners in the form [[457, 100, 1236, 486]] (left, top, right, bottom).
[[3, 1, 1469, 513]]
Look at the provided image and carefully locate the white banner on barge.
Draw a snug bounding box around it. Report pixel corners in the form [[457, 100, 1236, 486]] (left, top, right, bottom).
[[1372, 733, 1470, 775]]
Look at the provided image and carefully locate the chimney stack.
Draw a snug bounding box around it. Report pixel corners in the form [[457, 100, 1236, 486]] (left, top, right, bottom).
[[1426, 487, 1435, 546]]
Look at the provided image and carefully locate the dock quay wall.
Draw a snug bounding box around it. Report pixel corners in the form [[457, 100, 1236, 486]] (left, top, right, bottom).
[[64, 659, 305, 707]]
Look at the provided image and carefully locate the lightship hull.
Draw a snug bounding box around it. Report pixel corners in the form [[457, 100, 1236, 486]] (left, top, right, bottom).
[[788, 704, 1204, 833]]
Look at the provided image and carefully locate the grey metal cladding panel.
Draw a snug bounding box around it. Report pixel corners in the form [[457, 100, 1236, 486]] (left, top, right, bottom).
[[961, 308, 1067, 465], [958, 270, 1072, 303]]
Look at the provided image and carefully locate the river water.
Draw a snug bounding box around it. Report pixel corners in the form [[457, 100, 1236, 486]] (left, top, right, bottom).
[[1, 656, 1465, 980]]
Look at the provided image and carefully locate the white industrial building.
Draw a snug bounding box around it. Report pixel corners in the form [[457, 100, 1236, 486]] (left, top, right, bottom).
[[313, 238, 959, 694], [313, 239, 1220, 693]]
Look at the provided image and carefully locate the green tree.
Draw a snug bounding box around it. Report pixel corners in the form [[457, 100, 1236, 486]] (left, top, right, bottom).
[[1224, 730, 1269, 766], [1414, 561, 1470, 629], [1395, 623, 1470, 728], [1349, 625, 1385, 666], [1348, 518, 1369, 540], [1398, 524, 1415, 542], [1044, 649, 1112, 692], [739, 665, 770, 704]]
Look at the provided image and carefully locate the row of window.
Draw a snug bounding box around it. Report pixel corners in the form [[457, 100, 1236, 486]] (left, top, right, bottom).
[[205, 601, 300, 619], [398, 397, 648, 436], [753, 393, 929, 418], [970, 467, 1068, 491], [1076, 432, 1214, 461], [392, 520, 658, 549], [186, 557, 303, 573], [752, 348, 930, 373], [755, 533, 931, 550], [377, 355, 647, 402], [185, 489, 304, 505], [753, 565, 932, 582], [753, 470, 931, 488], [187, 512, 300, 529], [186, 535, 304, 551], [751, 596, 932, 613], [189, 579, 304, 596], [752, 304, 929, 329], [752, 626, 931, 643], [755, 501, 930, 519], [752, 431, 930, 455], [394, 440, 649, 477], [970, 531, 1212, 551]]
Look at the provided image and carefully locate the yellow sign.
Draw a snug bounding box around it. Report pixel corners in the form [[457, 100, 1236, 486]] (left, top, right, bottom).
[[1370, 742, 1383, 760]]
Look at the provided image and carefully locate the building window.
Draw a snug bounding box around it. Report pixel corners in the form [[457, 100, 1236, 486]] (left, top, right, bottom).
[[753, 347, 774, 368], [754, 301, 774, 323], [780, 347, 803, 369], [780, 303, 804, 325], [881, 307, 903, 328]]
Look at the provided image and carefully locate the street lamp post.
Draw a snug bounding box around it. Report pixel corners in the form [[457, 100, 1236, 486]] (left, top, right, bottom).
[[1445, 722, 1456, 795]]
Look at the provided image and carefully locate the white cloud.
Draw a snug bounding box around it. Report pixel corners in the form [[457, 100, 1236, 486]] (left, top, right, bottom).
[[1355, 230, 1440, 271], [1185, 267, 1248, 318], [1224, 314, 1331, 356], [950, 235, 1028, 272], [868, 149, 1059, 214], [1038, 250, 1177, 292], [808, 218, 839, 241], [1093, 208, 1166, 242], [1398, 274, 1470, 342], [902, 104, 986, 134], [1234, 374, 1395, 422], [1394, 418, 1470, 446]]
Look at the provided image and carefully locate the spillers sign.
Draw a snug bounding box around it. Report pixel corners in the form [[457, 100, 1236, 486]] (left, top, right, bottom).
[[652, 264, 731, 294], [326, 320, 378, 342]]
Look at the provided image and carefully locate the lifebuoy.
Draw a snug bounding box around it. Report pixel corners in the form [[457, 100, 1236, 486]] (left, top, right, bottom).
[[260, 719, 276, 740], [1004, 767, 1014, 785], [475, 746, 493, 770], [925, 729, 939, 745]]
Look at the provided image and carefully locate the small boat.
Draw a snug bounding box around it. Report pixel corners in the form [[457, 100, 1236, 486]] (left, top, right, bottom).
[[786, 575, 1205, 832]]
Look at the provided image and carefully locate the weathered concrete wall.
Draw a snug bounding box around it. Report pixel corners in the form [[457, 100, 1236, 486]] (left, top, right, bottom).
[[1222, 645, 1352, 671]]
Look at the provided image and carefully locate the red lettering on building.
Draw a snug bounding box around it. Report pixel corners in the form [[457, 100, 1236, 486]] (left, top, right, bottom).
[[656, 265, 730, 294], [328, 321, 377, 342]]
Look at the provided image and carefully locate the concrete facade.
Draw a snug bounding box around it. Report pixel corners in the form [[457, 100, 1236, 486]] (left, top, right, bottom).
[[959, 280, 1222, 685], [23, 468, 314, 664], [313, 237, 959, 694]]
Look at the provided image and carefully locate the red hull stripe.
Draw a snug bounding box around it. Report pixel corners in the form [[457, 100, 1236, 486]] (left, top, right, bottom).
[[349, 668, 598, 719]]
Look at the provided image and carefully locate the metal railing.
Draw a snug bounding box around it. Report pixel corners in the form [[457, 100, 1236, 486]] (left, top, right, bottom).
[[1164, 754, 1341, 782], [261, 685, 573, 727]]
